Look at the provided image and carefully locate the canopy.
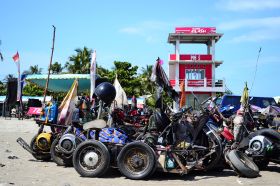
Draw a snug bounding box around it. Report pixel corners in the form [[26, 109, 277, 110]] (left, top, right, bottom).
[[26, 74, 91, 92]]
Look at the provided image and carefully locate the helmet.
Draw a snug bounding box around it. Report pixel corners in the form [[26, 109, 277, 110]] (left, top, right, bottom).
[[94, 82, 116, 105]]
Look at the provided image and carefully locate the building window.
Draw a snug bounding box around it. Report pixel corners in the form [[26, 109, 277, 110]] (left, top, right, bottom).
[[186, 69, 205, 80]]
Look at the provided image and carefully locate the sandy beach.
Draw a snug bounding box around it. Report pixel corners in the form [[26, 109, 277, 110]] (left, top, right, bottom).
[[0, 118, 279, 186]]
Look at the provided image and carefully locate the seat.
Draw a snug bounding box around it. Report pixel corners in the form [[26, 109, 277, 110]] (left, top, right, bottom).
[[83, 119, 107, 130]]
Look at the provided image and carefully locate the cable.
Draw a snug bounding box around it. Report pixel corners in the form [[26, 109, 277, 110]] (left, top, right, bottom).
[[250, 47, 262, 94]]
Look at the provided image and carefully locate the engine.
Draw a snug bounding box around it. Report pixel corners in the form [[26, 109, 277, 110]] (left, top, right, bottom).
[[249, 135, 273, 156], [58, 134, 81, 154], [36, 132, 53, 151]]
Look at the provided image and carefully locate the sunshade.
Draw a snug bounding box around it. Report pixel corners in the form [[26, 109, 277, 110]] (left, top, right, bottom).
[[25, 74, 90, 92]]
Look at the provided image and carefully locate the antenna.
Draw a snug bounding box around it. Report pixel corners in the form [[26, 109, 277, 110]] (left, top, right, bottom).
[[250, 47, 262, 94]]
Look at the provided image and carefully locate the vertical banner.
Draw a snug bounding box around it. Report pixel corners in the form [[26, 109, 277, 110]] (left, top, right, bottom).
[[114, 76, 128, 108], [179, 80, 186, 108], [12, 52, 21, 101], [90, 50, 96, 101]]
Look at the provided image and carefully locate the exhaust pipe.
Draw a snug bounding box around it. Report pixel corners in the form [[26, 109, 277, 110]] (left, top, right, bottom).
[[16, 137, 36, 155]]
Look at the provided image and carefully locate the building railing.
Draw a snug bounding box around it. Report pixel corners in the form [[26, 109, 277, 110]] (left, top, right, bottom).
[[170, 78, 224, 91], [169, 54, 212, 61]]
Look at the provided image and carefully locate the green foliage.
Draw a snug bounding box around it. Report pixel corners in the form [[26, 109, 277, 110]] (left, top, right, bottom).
[[65, 47, 92, 74], [50, 62, 63, 74], [113, 61, 141, 97], [23, 65, 42, 75], [0, 81, 6, 95], [22, 82, 44, 96]]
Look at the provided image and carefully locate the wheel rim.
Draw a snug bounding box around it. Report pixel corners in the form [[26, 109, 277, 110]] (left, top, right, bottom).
[[78, 145, 103, 171], [123, 147, 150, 175]]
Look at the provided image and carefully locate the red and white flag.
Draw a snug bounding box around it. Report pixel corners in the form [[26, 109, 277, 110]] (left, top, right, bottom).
[[13, 51, 19, 62]]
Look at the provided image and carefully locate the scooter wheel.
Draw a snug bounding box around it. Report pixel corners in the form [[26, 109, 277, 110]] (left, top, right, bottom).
[[73, 140, 110, 177], [117, 141, 156, 180], [227, 149, 259, 178]]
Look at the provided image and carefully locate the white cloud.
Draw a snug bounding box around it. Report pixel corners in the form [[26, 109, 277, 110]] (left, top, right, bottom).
[[119, 21, 170, 43], [218, 17, 280, 31], [218, 0, 280, 11], [230, 29, 280, 42]]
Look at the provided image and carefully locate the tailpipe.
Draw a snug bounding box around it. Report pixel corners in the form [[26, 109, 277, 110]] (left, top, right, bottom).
[[16, 137, 36, 155]]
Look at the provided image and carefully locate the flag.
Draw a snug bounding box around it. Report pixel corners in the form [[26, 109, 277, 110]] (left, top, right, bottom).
[[179, 80, 186, 108], [58, 79, 78, 125], [13, 51, 19, 62], [113, 75, 128, 108], [90, 50, 96, 101], [240, 82, 249, 108]]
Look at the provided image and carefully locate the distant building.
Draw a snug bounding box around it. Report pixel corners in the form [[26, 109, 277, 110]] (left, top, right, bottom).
[[168, 27, 225, 107]]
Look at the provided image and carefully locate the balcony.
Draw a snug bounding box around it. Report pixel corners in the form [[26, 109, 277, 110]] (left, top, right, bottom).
[[170, 78, 225, 93], [169, 54, 212, 61]]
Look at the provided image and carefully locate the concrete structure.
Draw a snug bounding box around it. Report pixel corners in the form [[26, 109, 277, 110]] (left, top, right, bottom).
[[168, 27, 225, 107]]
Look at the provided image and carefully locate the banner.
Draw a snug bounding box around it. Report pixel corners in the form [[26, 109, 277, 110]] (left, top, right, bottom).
[[58, 79, 78, 125], [113, 76, 128, 108], [90, 50, 96, 101]]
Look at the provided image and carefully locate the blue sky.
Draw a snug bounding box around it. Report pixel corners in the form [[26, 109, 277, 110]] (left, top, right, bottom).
[[0, 0, 279, 97]]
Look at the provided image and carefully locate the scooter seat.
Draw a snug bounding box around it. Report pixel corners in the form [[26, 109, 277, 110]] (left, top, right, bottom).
[[83, 119, 107, 130]]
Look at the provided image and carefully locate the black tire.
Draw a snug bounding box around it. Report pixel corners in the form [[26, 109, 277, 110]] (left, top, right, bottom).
[[227, 149, 259, 178], [117, 141, 156, 180], [50, 138, 66, 166], [30, 135, 51, 161], [73, 140, 110, 177]]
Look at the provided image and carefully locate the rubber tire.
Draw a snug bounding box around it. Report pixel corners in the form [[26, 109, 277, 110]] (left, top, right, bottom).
[[117, 141, 156, 180], [73, 140, 110, 177], [227, 149, 259, 178], [50, 138, 67, 166], [30, 135, 51, 161]]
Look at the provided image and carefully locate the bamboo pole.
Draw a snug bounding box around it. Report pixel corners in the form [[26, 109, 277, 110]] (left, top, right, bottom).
[[43, 25, 56, 103]]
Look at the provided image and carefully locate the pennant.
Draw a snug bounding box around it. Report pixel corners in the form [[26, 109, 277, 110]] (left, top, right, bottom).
[[13, 51, 19, 62], [113, 76, 128, 108]]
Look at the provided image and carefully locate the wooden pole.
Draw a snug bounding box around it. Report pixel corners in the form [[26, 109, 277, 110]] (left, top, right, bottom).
[[43, 25, 56, 103]]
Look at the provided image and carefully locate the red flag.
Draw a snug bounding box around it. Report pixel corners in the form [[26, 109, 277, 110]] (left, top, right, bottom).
[[12, 51, 19, 62]]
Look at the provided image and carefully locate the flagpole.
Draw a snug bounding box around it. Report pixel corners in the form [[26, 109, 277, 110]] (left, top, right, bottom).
[[43, 25, 56, 103]]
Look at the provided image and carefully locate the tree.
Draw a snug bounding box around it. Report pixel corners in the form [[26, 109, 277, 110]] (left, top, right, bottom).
[[65, 47, 92, 74], [50, 62, 63, 74], [22, 82, 44, 96], [140, 65, 154, 95], [0, 80, 6, 95], [4, 74, 15, 81], [112, 61, 141, 97], [23, 65, 42, 75]]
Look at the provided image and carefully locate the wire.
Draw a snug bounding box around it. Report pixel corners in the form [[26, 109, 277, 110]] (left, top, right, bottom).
[[250, 47, 262, 94]]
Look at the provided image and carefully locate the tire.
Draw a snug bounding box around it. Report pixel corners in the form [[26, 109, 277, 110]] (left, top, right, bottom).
[[73, 140, 110, 177], [30, 135, 51, 161], [117, 141, 156, 180], [50, 138, 67, 166], [227, 149, 259, 178]]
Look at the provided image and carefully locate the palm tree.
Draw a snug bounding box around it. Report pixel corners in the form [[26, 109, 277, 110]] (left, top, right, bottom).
[[65, 47, 92, 74], [50, 62, 63, 74], [4, 74, 16, 81], [140, 65, 154, 95], [23, 65, 42, 75]]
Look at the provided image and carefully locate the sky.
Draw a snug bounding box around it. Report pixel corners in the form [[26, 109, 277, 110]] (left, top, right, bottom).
[[0, 0, 279, 97]]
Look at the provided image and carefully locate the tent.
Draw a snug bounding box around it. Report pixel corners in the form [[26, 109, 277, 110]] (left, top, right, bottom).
[[25, 74, 91, 92]]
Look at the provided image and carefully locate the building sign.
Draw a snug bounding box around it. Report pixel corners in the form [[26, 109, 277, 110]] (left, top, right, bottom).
[[170, 54, 212, 61], [175, 27, 216, 34]]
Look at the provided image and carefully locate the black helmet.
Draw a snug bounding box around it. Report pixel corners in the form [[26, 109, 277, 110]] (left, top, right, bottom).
[[94, 82, 116, 105]]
